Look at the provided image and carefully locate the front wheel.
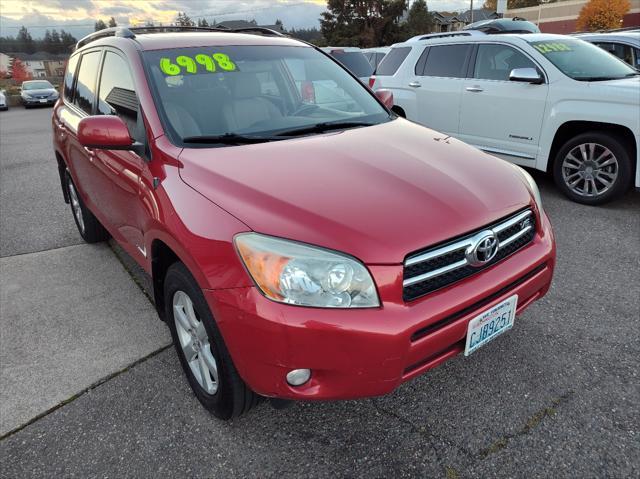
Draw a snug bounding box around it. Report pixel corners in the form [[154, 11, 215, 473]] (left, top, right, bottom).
[[164, 262, 260, 419], [553, 132, 632, 205]]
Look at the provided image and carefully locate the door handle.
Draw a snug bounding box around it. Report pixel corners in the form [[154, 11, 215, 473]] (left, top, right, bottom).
[[408, 81, 421, 88], [84, 146, 96, 161], [465, 86, 484, 92]]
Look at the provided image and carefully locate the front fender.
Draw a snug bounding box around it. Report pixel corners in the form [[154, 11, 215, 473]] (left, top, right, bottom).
[[536, 100, 640, 174]]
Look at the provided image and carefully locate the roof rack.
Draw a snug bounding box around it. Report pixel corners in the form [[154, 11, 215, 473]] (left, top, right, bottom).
[[407, 31, 485, 42], [75, 25, 285, 50]]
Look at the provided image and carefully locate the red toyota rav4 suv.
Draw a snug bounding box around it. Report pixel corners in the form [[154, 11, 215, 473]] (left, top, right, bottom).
[[52, 27, 555, 419]]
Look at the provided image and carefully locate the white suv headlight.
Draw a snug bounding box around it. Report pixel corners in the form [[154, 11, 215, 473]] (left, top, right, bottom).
[[513, 165, 543, 212], [235, 233, 380, 308]]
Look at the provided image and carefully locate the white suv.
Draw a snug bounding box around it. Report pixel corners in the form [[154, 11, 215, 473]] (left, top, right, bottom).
[[372, 33, 640, 205]]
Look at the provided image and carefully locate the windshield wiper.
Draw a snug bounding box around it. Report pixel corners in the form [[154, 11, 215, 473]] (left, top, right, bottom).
[[578, 76, 630, 81], [274, 121, 376, 137], [182, 133, 284, 144]]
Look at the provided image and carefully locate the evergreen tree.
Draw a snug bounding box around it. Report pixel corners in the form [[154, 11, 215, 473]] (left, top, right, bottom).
[[321, 0, 407, 47], [108, 17, 117, 27], [197, 18, 210, 27], [404, 0, 433, 37], [17, 26, 35, 53], [50, 29, 61, 53], [60, 30, 77, 49], [94, 19, 108, 31], [175, 12, 195, 26]]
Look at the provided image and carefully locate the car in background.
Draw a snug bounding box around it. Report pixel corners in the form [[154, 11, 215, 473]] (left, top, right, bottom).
[[322, 47, 375, 83], [371, 33, 640, 205], [0, 90, 8, 111], [361, 47, 390, 71], [574, 31, 640, 69], [20, 80, 59, 108]]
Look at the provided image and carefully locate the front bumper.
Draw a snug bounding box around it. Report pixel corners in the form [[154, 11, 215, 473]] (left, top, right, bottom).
[[206, 211, 555, 401], [22, 97, 56, 106]]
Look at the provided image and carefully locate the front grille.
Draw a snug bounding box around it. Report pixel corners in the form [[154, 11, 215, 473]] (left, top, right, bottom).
[[403, 209, 536, 301]]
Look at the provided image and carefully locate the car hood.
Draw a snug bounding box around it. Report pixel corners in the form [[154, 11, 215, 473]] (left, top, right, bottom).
[[588, 76, 640, 103], [22, 88, 56, 96], [178, 119, 533, 264]]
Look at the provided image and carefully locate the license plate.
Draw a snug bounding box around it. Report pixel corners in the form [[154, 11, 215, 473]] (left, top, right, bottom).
[[39, 99, 47, 103], [464, 295, 518, 356]]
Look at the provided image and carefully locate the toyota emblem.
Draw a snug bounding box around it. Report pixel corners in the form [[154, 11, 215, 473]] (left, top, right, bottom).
[[467, 232, 499, 266]]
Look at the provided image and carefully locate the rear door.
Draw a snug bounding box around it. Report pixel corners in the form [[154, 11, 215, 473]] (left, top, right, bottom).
[[93, 49, 148, 259], [60, 49, 106, 215], [409, 43, 473, 135], [458, 43, 549, 164]]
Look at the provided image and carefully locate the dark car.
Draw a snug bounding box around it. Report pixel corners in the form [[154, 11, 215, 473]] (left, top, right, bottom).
[[21, 80, 59, 107]]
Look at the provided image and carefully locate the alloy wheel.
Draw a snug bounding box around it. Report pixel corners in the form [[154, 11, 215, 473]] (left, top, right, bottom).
[[561, 142, 618, 198], [173, 290, 219, 395]]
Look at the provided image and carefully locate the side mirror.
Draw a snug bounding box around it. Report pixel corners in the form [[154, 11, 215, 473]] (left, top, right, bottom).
[[509, 68, 544, 85], [375, 88, 394, 109], [78, 115, 134, 150]]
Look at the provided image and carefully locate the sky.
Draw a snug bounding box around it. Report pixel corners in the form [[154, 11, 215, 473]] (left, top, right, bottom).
[[0, 0, 475, 39]]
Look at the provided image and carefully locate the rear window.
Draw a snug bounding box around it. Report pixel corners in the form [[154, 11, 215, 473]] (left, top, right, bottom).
[[330, 51, 374, 77], [376, 47, 411, 75], [422, 44, 472, 78], [63, 55, 79, 101], [74, 51, 101, 115]]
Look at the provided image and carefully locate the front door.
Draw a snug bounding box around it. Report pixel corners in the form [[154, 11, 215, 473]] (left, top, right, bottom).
[[93, 49, 147, 260], [458, 43, 549, 165]]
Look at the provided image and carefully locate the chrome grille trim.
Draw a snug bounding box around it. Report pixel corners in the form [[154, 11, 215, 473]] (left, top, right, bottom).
[[403, 209, 535, 293]]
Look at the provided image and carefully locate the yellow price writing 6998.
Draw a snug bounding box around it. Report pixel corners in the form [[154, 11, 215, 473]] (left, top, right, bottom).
[[159, 53, 237, 76]]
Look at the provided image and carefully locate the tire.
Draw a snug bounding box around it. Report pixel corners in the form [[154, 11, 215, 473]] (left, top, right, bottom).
[[553, 131, 632, 205], [164, 262, 260, 419], [65, 171, 109, 243]]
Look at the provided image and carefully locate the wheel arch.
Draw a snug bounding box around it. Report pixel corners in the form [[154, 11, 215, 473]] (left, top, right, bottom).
[[55, 150, 70, 203], [150, 238, 181, 321], [546, 121, 637, 175]]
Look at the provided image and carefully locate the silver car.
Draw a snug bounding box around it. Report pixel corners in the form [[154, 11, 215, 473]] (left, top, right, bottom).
[[20, 80, 59, 108], [574, 31, 640, 69]]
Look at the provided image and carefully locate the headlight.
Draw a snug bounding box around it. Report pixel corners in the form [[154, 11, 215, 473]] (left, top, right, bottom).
[[513, 165, 543, 212], [50, 91, 59, 98], [235, 233, 380, 308], [22, 92, 32, 98]]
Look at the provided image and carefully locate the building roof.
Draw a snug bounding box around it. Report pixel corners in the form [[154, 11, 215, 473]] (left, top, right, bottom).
[[7, 52, 68, 61]]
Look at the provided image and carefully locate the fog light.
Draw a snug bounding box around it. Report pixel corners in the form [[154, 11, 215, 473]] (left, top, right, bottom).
[[286, 368, 311, 386]]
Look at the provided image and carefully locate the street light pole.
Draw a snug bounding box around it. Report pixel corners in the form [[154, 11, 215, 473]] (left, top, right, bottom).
[[470, 0, 474, 24]]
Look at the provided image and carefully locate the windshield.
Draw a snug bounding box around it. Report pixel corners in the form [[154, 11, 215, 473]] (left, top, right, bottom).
[[330, 51, 375, 78], [143, 45, 390, 146], [23, 81, 54, 90], [529, 38, 637, 81]]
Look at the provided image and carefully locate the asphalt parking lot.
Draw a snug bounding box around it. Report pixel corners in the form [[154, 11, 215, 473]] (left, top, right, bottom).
[[1, 106, 638, 478]]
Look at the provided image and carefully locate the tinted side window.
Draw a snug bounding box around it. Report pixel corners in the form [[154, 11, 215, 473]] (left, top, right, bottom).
[[474, 44, 535, 81], [97, 51, 138, 134], [63, 54, 79, 101], [594, 42, 635, 66], [74, 51, 101, 115], [423, 44, 472, 78], [376, 47, 411, 75]]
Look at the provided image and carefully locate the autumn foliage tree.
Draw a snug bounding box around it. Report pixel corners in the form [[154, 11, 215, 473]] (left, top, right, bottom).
[[576, 0, 630, 31], [11, 58, 31, 82]]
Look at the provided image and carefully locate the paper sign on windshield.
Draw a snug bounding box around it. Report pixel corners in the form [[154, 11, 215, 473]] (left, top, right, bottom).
[[533, 43, 573, 54], [159, 53, 237, 76]]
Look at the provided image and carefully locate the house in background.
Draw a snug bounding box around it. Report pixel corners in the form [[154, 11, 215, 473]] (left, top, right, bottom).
[[1, 52, 69, 79], [505, 0, 640, 33], [403, 7, 498, 33]]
